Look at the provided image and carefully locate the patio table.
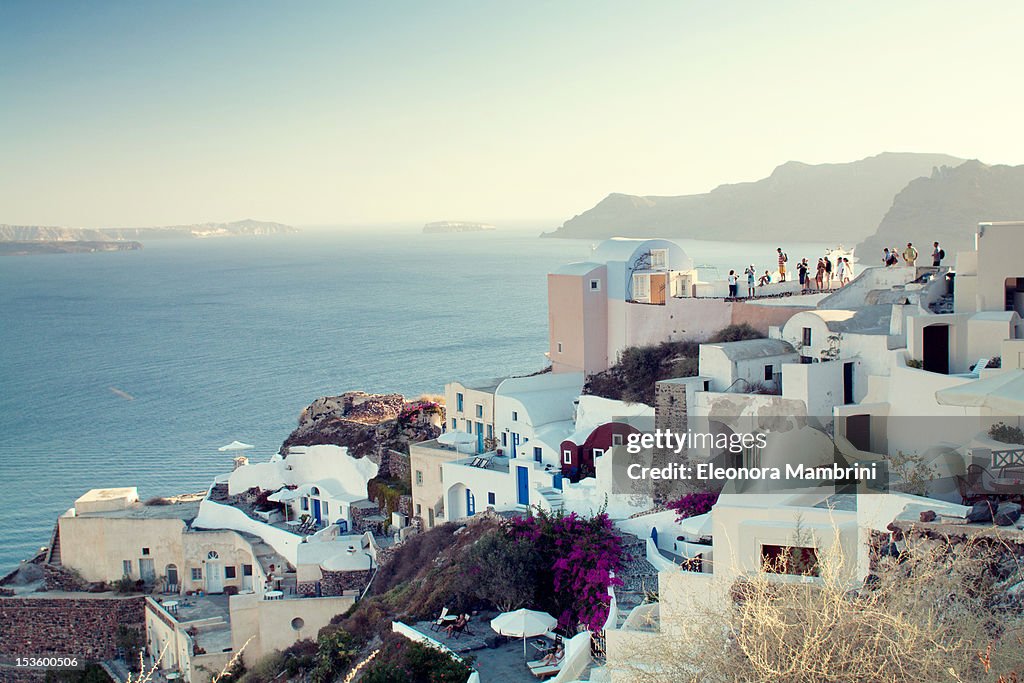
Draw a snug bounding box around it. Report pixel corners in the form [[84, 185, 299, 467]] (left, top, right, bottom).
[[264, 590, 284, 600], [992, 479, 1024, 499], [163, 600, 179, 615]]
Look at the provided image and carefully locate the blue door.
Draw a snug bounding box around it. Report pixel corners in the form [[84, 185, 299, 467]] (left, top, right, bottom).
[[466, 489, 476, 516], [517, 466, 530, 506], [553, 473, 563, 490], [312, 498, 321, 524]]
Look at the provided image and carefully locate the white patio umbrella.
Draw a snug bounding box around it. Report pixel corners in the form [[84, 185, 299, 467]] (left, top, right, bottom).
[[935, 369, 1024, 415], [437, 430, 477, 454], [218, 440, 255, 452], [490, 608, 558, 657]]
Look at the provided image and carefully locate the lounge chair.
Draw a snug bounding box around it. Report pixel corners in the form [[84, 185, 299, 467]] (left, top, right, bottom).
[[530, 664, 561, 679], [461, 614, 475, 635], [429, 607, 450, 632]]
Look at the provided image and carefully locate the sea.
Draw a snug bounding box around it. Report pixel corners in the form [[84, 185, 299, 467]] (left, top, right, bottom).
[[0, 228, 834, 574]]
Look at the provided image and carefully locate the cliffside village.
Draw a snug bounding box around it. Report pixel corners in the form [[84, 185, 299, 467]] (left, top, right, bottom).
[[3, 221, 1024, 683]]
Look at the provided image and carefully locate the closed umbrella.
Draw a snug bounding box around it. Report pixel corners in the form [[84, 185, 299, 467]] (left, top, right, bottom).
[[490, 608, 557, 657], [438, 430, 477, 455]]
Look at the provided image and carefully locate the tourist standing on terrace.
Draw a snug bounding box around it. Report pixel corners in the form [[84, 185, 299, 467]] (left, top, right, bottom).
[[797, 258, 809, 292], [777, 247, 788, 281], [823, 255, 833, 289], [728, 270, 738, 298], [903, 242, 918, 266], [745, 265, 756, 298], [836, 257, 846, 286], [815, 258, 825, 290], [882, 247, 891, 266], [932, 242, 943, 266]]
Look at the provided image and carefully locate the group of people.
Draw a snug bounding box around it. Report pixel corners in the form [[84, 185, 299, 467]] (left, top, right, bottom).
[[725, 247, 852, 298], [882, 241, 944, 268]]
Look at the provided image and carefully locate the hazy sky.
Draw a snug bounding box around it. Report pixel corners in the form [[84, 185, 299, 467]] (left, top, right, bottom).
[[2, 1, 1023, 228]]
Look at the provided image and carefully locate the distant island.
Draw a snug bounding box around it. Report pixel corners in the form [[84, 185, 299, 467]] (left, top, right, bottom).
[[423, 221, 496, 234], [0, 219, 298, 256], [0, 240, 143, 256]]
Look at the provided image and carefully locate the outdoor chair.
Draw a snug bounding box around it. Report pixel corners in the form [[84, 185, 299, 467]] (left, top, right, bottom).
[[956, 475, 985, 505], [429, 607, 450, 632], [967, 464, 1000, 497], [461, 614, 475, 635], [447, 620, 467, 639]]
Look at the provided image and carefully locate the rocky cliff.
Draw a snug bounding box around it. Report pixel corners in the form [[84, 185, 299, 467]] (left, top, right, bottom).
[[0, 240, 143, 255], [544, 152, 963, 243], [856, 161, 1024, 258], [280, 391, 443, 457]]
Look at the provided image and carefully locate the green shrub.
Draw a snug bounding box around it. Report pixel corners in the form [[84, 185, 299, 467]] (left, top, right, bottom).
[[989, 422, 1024, 445]]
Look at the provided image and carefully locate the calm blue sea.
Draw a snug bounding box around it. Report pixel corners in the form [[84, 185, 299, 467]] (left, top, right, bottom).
[[0, 229, 830, 574]]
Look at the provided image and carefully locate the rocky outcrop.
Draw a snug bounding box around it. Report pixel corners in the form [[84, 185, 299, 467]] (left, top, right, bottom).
[[280, 392, 443, 457], [856, 160, 1024, 258], [544, 152, 963, 243]]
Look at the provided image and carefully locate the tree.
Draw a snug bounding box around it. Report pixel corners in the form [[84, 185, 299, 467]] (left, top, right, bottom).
[[466, 531, 541, 612]]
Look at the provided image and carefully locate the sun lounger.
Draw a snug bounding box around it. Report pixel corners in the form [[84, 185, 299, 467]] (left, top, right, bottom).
[[530, 664, 561, 679], [429, 607, 451, 632]]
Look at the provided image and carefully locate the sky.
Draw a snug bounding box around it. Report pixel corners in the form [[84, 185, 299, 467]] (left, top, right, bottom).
[[2, 1, 1024, 229]]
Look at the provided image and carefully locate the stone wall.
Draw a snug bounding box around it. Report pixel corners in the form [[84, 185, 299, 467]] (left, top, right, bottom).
[[377, 449, 411, 481], [320, 569, 372, 596], [0, 594, 146, 662]]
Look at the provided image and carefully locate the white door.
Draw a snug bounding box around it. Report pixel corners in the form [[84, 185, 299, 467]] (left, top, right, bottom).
[[206, 562, 224, 593]]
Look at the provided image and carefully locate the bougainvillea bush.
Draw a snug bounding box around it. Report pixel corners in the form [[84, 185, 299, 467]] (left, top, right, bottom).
[[667, 491, 719, 521], [506, 509, 625, 631]]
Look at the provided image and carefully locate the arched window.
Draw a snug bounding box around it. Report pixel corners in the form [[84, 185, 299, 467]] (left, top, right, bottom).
[[310, 486, 320, 496], [207, 551, 219, 560]]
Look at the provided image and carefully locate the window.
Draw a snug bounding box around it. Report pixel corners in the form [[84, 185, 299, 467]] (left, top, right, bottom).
[[225, 566, 237, 579], [243, 564, 253, 577], [802, 327, 812, 347], [207, 551, 219, 560], [761, 544, 820, 576], [122, 560, 132, 577], [512, 411, 518, 422], [764, 365, 774, 381], [416, 503, 422, 516], [456, 393, 464, 412], [487, 424, 493, 439], [291, 617, 305, 631], [563, 449, 573, 464], [487, 492, 496, 505], [650, 249, 668, 269], [415, 470, 424, 486], [191, 567, 203, 581], [557, 342, 563, 353], [475, 404, 483, 418], [612, 434, 624, 446], [632, 273, 650, 300], [141, 547, 150, 556], [322, 501, 329, 517], [428, 509, 435, 527], [301, 497, 309, 511], [592, 448, 605, 459], [533, 446, 542, 463], [450, 418, 456, 429], [502, 432, 507, 447], [590, 279, 601, 291]]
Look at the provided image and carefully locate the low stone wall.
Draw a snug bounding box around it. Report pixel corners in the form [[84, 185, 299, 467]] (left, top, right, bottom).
[[0, 594, 146, 661], [320, 569, 372, 596]]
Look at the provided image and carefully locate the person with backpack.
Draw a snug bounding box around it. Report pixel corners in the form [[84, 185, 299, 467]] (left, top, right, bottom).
[[902, 242, 918, 266], [777, 247, 788, 282], [932, 242, 944, 267]]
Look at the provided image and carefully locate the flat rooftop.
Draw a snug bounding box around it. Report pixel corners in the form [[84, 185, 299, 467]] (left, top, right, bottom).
[[69, 499, 202, 521]]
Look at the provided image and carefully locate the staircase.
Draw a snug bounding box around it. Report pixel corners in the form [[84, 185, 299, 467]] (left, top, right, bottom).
[[929, 292, 954, 314], [536, 486, 565, 511], [45, 522, 62, 566], [613, 533, 659, 629]]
